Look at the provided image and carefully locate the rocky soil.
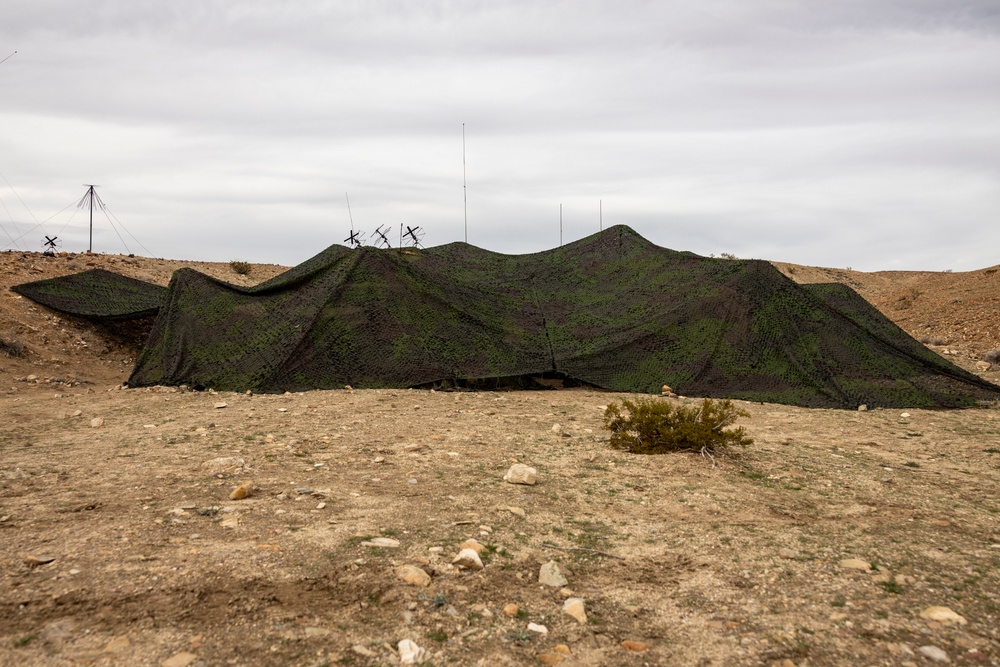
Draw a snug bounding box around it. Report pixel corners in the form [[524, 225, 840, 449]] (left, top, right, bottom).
[[1, 250, 999, 666]]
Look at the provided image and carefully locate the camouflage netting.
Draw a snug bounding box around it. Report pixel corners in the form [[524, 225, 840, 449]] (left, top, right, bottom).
[[11, 226, 1000, 408], [11, 268, 168, 321]]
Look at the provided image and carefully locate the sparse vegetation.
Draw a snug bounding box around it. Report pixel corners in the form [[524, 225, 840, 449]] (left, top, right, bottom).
[[229, 260, 253, 276], [0, 335, 25, 358], [603, 397, 753, 455], [985, 349, 1000, 365]]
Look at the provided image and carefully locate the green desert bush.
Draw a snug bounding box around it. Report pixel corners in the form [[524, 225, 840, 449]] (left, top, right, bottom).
[[229, 260, 252, 276], [603, 397, 753, 454]]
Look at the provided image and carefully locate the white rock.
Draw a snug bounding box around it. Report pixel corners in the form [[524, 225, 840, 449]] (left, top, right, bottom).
[[214, 402, 228, 409], [398, 639, 429, 665], [562, 597, 587, 624], [527, 622, 548, 635], [360, 537, 400, 548], [538, 561, 569, 587], [917, 645, 950, 662], [452, 548, 484, 571], [89, 417, 104, 428], [503, 463, 538, 485]]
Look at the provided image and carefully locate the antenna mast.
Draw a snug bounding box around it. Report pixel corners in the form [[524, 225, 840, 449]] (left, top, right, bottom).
[[559, 203, 563, 247], [462, 123, 468, 243], [82, 185, 98, 253], [599, 199, 602, 231]]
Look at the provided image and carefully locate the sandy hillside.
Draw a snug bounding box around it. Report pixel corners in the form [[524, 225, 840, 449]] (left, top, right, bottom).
[[1, 250, 999, 667]]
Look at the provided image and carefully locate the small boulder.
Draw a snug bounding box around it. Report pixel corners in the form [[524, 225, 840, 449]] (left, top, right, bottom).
[[538, 561, 569, 587], [396, 564, 431, 587], [228, 481, 254, 500], [452, 548, 484, 571], [397, 639, 429, 665], [503, 464, 538, 485], [838, 558, 871, 571], [920, 606, 967, 626], [562, 597, 587, 624]]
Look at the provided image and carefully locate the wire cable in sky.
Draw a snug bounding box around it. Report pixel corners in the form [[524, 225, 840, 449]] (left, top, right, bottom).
[[104, 205, 153, 257], [0, 51, 16, 66]]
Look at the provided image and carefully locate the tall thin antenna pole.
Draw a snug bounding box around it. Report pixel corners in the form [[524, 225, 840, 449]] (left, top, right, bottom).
[[559, 203, 563, 247], [345, 192, 355, 232], [462, 123, 468, 243], [599, 199, 602, 231], [83, 184, 97, 253], [399, 223, 403, 249]]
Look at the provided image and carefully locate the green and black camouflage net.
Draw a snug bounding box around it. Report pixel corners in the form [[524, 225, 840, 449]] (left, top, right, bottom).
[[12, 226, 1000, 408], [11, 268, 168, 321]]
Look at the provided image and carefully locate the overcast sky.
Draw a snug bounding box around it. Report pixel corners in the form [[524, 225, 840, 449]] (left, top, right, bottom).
[[1, 1, 998, 270]]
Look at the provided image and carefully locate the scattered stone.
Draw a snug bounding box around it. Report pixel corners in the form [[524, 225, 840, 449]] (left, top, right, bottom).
[[621, 640, 650, 652], [219, 516, 239, 529], [452, 548, 484, 571], [503, 463, 538, 485], [920, 606, 967, 625], [361, 537, 401, 548], [214, 402, 227, 409], [976, 361, 992, 371], [838, 558, 871, 571], [396, 564, 431, 587], [316, 502, 326, 510], [778, 548, 798, 559], [89, 417, 104, 428], [900, 412, 911, 419], [229, 481, 253, 500], [350, 644, 377, 658], [527, 622, 548, 635], [398, 639, 429, 665], [858, 404, 868, 412], [562, 597, 587, 624], [72, 410, 83, 417], [503, 505, 526, 517], [917, 645, 950, 663], [538, 652, 565, 665], [551, 423, 562, 433], [161, 652, 198, 667], [459, 538, 487, 554], [538, 561, 569, 587], [503, 603, 519, 617], [295, 487, 314, 495], [373, 456, 385, 463], [403, 443, 429, 453], [22, 554, 56, 567]]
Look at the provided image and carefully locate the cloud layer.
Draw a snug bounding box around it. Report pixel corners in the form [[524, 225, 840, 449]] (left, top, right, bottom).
[[2, 0, 998, 270]]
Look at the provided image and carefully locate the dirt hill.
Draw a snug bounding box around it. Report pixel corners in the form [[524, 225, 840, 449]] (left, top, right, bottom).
[[2, 250, 999, 666]]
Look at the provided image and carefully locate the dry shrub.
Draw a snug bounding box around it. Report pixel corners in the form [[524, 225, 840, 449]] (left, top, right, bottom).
[[230, 260, 252, 276], [985, 349, 1000, 365], [603, 397, 753, 455], [0, 336, 26, 358]]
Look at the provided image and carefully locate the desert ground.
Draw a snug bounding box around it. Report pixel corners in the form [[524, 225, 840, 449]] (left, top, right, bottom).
[[1, 250, 999, 667]]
